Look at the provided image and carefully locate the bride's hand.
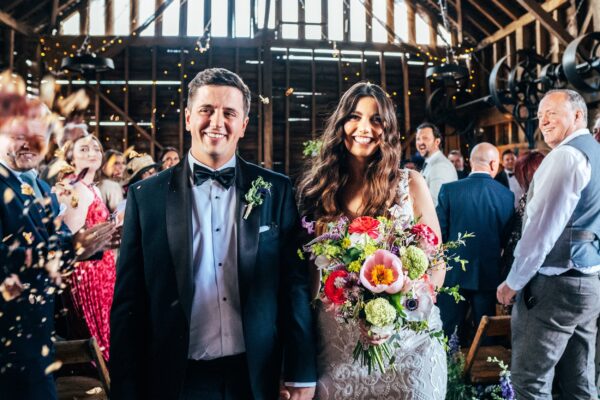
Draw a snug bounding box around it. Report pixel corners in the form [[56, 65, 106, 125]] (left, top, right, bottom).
[[359, 320, 390, 346]]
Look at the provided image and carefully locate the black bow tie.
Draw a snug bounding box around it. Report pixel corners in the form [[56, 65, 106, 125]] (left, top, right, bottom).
[[193, 165, 236, 189], [507, 172, 514, 178]]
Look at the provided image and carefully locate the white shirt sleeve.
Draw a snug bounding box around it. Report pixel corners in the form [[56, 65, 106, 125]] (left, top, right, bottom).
[[506, 146, 591, 291]]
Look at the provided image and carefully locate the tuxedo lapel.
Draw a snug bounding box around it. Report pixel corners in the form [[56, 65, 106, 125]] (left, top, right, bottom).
[[166, 157, 194, 323], [235, 156, 260, 303]]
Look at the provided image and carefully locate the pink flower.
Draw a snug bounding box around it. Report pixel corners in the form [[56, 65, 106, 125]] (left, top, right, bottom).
[[411, 224, 439, 246], [348, 216, 380, 240], [359, 250, 404, 294]]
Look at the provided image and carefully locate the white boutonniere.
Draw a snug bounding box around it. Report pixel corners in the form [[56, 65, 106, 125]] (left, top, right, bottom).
[[243, 176, 272, 220]]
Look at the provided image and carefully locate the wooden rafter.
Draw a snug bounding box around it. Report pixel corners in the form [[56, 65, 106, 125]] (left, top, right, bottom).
[[3, 0, 26, 13], [423, 0, 477, 45], [476, 0, 568, 50], [88, 86, 164, 151], [465, 0, 503, 30], [516, 0, 574, 46], [489, 0, 518, 21], [0, 10, 33, 35]]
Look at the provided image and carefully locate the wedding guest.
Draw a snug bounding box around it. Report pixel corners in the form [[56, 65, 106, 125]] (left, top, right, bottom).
[[98, 149, 125, 213], [296, 81, 447, 399], [436, 143, 514, 341], [497, 90, 600, 400], [501, 151, 545, 279], [55, 135, 117, 361], [416, 122, 457, 206], [495, 149, 523, 208], [39, 110, 88, 186], [0, 92, 114, 399], [447, 149, 469, 179], [159, 146, 181, 170], [593, 110, 600, 142], [110, 68, 317, 400]]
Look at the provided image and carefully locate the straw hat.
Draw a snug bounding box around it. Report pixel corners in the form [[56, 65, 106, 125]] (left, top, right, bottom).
[[124, 151, 160, 185]]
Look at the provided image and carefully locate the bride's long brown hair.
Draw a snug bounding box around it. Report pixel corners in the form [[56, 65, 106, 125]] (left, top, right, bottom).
[[297, 81, 402, 222]]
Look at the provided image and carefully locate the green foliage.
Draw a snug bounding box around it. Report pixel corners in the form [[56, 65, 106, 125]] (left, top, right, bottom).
[[302, 139, 323, 158]]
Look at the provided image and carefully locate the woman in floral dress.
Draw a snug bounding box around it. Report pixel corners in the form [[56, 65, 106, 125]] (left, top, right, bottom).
[[55, 135, 116, 361]]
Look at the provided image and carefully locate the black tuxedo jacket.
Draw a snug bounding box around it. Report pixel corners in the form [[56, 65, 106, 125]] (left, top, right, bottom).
[[436, 173, 515, 291], [110, 156, 317, 400], [0, 165, 73, 382], [494, 169, 510, 188]]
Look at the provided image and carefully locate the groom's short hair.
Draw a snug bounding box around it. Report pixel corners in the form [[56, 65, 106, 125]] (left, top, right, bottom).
[[187, 68, 252, 117]]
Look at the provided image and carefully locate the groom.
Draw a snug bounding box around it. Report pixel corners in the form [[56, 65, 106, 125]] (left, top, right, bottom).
[[110, 68, 317, 400]]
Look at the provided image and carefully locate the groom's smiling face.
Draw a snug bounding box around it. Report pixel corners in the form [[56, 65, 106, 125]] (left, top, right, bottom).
[[185, 84, 249, 169]]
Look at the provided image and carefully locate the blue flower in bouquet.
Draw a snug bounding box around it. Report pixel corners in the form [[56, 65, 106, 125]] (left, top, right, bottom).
[[400, 245, 429, 280]]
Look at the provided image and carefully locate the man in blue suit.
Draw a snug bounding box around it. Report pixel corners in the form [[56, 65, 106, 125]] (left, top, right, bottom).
[[0, 97, 115, 400], [436, 142, 514, 340]]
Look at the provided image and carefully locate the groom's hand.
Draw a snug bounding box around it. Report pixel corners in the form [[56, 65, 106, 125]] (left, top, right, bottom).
[[286, 386, 315, 400]]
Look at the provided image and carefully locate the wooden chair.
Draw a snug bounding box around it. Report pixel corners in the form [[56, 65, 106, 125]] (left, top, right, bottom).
[[54, 338, 110, 400], [464, 315, 512, 384]]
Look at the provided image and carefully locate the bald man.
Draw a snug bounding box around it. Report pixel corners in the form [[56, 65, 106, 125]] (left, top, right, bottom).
[[436, 143, 515, 341]]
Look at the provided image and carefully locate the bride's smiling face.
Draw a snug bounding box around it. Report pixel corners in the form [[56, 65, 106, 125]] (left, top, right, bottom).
[[343, 96, 383, 161]]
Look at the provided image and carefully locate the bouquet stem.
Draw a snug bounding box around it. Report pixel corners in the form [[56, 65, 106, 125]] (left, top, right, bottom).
[[352, 340, 396, 374]]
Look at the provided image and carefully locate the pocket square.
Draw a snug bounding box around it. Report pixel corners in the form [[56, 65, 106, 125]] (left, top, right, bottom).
[[259, 225, 271, 233]]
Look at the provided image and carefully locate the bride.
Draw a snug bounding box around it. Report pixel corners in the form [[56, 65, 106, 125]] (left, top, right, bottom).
[[296, 82, 447, 399]]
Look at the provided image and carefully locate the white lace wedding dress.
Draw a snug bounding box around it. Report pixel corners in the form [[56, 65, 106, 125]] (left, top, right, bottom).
[[314, 170, 447, 400]]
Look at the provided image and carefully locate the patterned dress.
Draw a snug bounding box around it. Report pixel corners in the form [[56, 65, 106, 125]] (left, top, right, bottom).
[[315, 170, 447, 400], [69, 184, 116, 361]]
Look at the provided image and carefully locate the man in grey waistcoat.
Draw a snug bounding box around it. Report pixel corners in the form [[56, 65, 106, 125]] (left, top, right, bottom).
[[497, 89, 600, 400]]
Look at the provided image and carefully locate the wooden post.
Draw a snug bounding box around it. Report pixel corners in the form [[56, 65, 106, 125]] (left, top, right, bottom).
[[51, 0, 59, 33], [365, 0, 372, 43], [257, 47, 262, 163], [593, 0, 600, 31], [227, 0, 234, 37], [428, 12, 437, 48], [155, 0, 164, 35], [131, 0, 139, 32], [566, 0, 578, 37], [180, 0, 188, 37], [551, 10, 560, 63], [80, 0, 89, 34], [151, 46, 157, 158], [379, 52, 386, 91], [360, 50, 365, 79], [8, 29, 15, 70], [95, 75, 101, 137], [262, 45, 273, 169], [456, 0, 463, 44], [204, 0, 211, 36], [407, 1, 416, 45], [123, 47, 129, 151], [401, 54, 411, 159], [321, 0, 328, 41], [337, 52, 343, 98], [179, 49, 185, 155], [311, 49, 316, 138], [298, 0, 305, 40], [284, 48, 290, 175], [386, 0, 394, 43], [343, 0, 350, 42], [105, 0, 114, 35]]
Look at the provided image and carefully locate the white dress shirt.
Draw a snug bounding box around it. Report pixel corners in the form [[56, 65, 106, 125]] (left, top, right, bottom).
[[187, 153, 246, 360], [506, 129, 599, 291], [421, 150, 458, 207]]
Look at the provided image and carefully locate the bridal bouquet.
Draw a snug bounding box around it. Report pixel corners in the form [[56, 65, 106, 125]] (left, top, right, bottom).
[[301, 208, 470, 373]]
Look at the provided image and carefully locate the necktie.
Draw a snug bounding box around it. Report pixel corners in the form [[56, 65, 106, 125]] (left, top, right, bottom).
[[20, 171, 43, 199], [193, 164, 236, 189]]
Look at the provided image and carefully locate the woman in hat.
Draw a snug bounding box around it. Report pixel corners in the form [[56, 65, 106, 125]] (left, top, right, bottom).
[[54, 135, 117, 361]]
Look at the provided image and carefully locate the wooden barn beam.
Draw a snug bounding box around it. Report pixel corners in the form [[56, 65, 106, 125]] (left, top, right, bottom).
[[151, 46, 157, 158], [89, 86, 164, 150], [105, 0, 114, 35], [0, 10, 33, 35], [131, 0, 139, 32], [262, 45, 273, 169], [465, 0, 503, 30], [401, 54, 411, 159], [284, 48, 290, 175], [477, 0, 568, 51], [489, 0, 518, 21], [580, 5, 593, 34], [178, 49, 185, 155], [9, 29, 15, 70], [155, 0, 164, 35], [4, 0, 26, 13], [79, 0, 89, 34], [386, 0, 394, 43], [365, 0, 372, 43], [123, 47, 130, 151], [517, 0, 574, 46], [51, 0, 60, 32], [456, 0, 463, 44], [594, 0, 600, 31], [425, 0, 477, 45], [406, 1, 416, 45]]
